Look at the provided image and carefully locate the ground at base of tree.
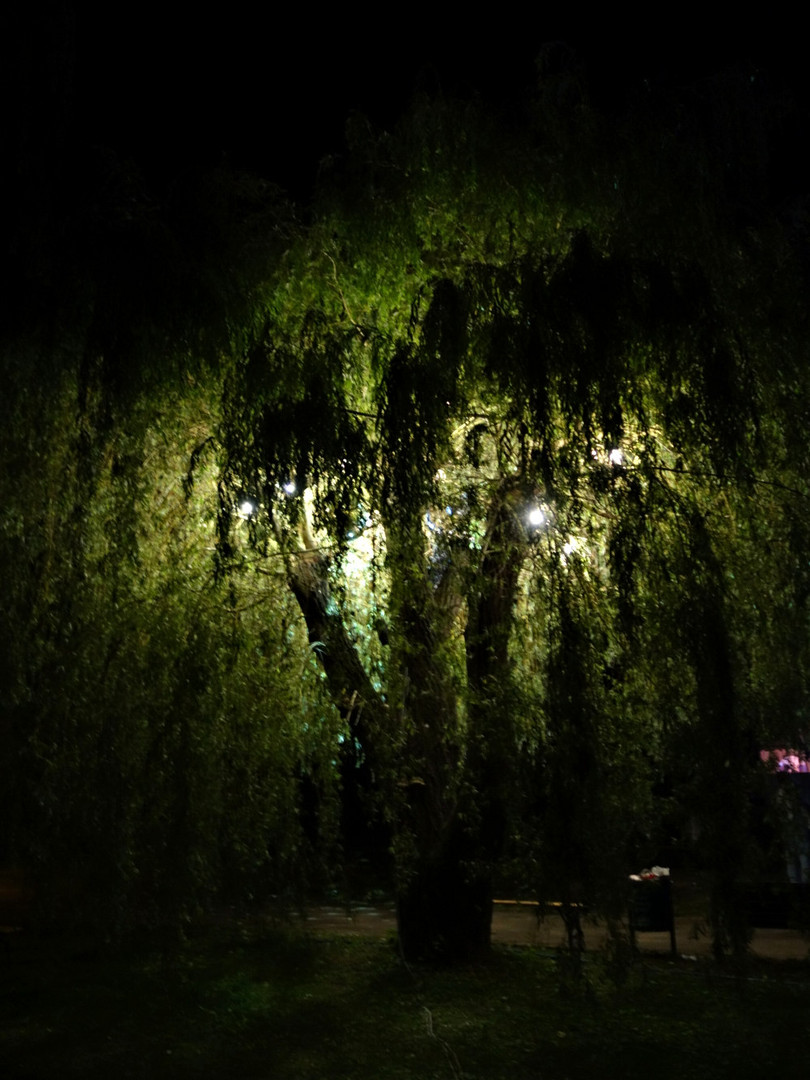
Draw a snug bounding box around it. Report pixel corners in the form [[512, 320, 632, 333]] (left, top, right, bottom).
[[1, 925, 808, 1078], [302, 896, 810, 960]]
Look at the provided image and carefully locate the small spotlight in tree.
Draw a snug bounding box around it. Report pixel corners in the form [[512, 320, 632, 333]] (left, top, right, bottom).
[[239, 499, 256, 518]]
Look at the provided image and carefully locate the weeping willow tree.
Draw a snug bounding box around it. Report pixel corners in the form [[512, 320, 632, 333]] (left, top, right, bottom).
[[5, 59, 808, 960], [214, 71, 810, 960]]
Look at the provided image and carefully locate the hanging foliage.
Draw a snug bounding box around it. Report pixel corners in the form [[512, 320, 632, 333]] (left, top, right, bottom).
[[213, 82, 810, 960]]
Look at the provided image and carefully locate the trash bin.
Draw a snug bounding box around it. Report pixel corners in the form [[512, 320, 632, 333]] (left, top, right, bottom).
[[628, 868, 676, 954]]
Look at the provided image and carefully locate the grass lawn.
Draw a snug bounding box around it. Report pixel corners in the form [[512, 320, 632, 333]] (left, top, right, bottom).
[[1, 922, 807, 1078]]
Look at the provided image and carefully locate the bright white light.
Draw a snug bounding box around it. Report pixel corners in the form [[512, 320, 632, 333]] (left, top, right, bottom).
[[239, 500, 255, 518], [282, 481, 297, 495], [528, 507, 545, 528], [563, 538, 578, 557], [609, 448, 623, 466]]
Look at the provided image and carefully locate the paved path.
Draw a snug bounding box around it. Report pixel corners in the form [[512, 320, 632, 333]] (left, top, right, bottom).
[[302, 901, 810, 961]]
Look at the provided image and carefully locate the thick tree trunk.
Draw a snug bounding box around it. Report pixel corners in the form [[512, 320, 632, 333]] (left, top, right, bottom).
[[462, 483, 529, 881], [393, 489, 527, 961], [384, 527, 476, 960], [284, 494, 527, 962], [396, 816, 493, 961]]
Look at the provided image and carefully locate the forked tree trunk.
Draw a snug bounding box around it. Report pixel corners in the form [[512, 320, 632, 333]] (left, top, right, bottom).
[[284, 492, 526, 962]]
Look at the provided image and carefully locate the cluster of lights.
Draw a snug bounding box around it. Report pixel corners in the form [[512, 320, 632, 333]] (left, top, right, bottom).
[[240, 444, 622, 548], [238, 479, 297, 520]]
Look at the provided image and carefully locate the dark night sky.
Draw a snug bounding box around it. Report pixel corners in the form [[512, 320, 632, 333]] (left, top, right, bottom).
[[5, 6, 809, 198]]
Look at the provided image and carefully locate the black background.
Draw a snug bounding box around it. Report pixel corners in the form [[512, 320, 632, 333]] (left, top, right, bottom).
[[6, 6, 807, 198]]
